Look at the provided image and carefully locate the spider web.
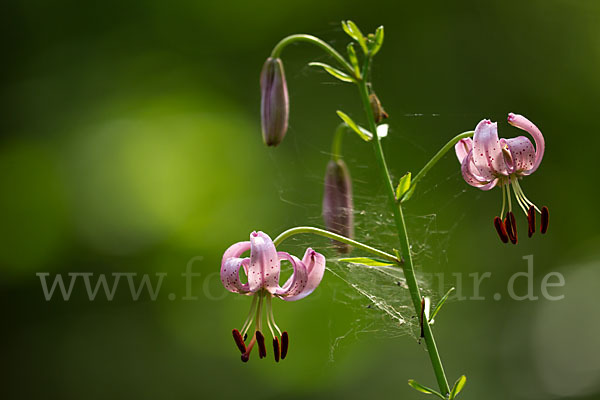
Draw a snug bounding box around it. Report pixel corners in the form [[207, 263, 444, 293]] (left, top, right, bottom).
[[264, 25, 468, 357], [272, 159, 467, 360]]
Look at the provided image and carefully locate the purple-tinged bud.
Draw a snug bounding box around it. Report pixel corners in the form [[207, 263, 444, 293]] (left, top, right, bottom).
[[323, 159, 354, 253], [260, 57, 289, 147]]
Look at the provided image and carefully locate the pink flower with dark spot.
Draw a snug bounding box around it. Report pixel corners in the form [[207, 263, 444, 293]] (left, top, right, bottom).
[[455, 113, 548, 243], [221, 231, 325, 362]]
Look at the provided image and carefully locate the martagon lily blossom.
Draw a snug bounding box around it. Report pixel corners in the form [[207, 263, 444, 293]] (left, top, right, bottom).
[[455, 113, 549, 244], [221, 231, 325, 362]]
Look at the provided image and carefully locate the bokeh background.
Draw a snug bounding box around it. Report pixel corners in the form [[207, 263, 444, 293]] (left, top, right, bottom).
[[2, 0, 599, 399]]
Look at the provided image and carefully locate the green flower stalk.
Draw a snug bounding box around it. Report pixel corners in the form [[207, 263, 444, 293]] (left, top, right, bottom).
[[223, 20, 546, 399]]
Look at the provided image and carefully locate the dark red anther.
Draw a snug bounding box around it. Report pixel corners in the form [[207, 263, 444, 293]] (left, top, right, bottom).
[[540, 206, 549, 234], [505, 212, 518, 244], [273, 337, 280, 362], [241, 353, 250, 363], [256, 331, 266, 359], [504, 215, 514, 244], [232, 329, 247, 354], [527, 206, 536, 238], [493, 217, 509, 243], [281, 332, 289, 360]]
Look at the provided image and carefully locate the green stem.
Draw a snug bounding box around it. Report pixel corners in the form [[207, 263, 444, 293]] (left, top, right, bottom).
[[356, 62, 451, 396], [270, 34, 357, 78], [407, 131, 474, 198], [273, 226, 400, 264], [331, 123, 348, 161]]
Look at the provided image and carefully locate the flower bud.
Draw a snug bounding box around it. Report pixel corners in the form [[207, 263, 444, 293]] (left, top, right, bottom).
[[322, 159, 354, 253], [260, 57, 289, 147]]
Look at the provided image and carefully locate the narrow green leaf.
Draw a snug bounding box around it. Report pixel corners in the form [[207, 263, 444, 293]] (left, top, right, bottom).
[[308, 62, 355, 83], [358, 126, 374, 140], [346, 43, 360, 77], [338, 257, 394, 267], [408, 380, 445, 399], [336, 111, 372, 141], [395, 172, 411, 200], [449, 375, 467, 399], [370, 26, 384, 56], [429, 287, 455, 323], [342, 20, 368, 54], [401, 184, 416, 202], [341, 21, 353, 38]]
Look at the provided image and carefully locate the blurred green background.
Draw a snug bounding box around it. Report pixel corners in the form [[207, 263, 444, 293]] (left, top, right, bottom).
[[2, 0, 599, 399]]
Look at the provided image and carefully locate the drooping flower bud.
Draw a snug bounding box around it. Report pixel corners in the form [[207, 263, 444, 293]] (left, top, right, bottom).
[[322, 159, 354, 253], [260, 57, 289, 147]]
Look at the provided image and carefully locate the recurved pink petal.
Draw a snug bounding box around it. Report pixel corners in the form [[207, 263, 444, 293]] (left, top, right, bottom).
[[276, 252, 309, 300], [501, 136, 536, 174], [455, 138, 473, 164], [222, 241, 251, 261], [248, 231, 280, 293], [282, 248, 325, 301], [472, 120, 508, 179], [221, 257, 250, 294], [507, 113, 545, 175], [461, 150, 499, 191]]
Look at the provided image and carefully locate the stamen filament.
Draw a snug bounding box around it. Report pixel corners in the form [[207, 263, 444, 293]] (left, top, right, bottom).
[[513, 179, 541, 213], [500, 183, 507, 218], [511, 181, 529, 215], [256, 290, 264, 334], [506, 179, 513, 213], [267, 294, 282, 337], [265, 295, 276, 339], [241, 294, 259, 337]]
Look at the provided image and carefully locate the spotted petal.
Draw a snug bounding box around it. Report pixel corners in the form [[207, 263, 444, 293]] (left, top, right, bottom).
[[276, 252, 309, 299], [501, 136, 536, 174], [455, 137, 473, 164], [461, 150, 499, 190], [472, 120, 508, 179], [282, 248, 325, 301], [507, 113, 545, 175], [220, 241, 251, 294], [248, 231, 280, 293]]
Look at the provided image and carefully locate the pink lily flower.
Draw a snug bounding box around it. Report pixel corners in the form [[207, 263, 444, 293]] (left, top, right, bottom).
[[221, 231, 325, 362], [455, 113, 549, 244]]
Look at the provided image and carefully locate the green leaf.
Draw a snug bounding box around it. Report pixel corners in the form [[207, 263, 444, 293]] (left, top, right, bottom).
[[358, 126, 374, 140], [429, 287, 455, 323], [346, 43, 361, 77], [395, 172, 411, 200], [449, 375, 467, 399], [338, 257, 394, 267], [342, 20, 368, 54], [370, 26, 384, 56], [308, 62, 355, 83], [401, 184, 416, 202], [407, 380, 445, 399], [336, 111, 372, 141]]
